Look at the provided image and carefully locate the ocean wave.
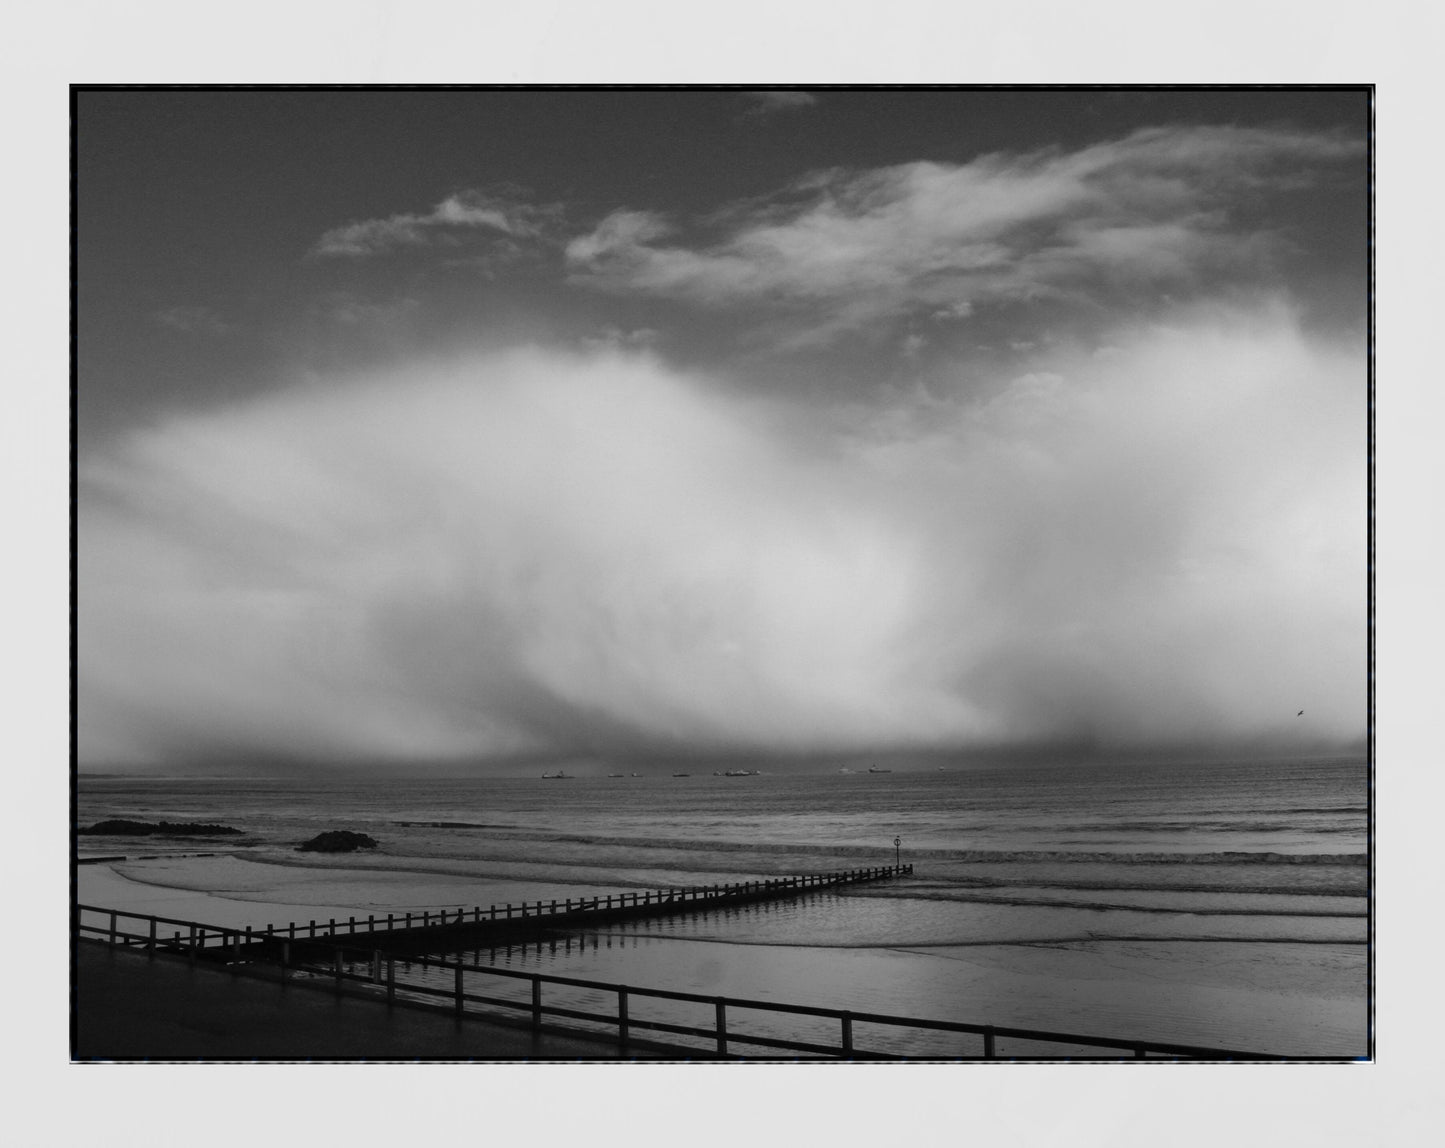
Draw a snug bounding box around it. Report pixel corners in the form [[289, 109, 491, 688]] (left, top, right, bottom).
[[441, 828, 1367, 867]]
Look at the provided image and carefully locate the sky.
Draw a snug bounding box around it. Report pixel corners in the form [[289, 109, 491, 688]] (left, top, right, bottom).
[[75, 88, 1370, 772]]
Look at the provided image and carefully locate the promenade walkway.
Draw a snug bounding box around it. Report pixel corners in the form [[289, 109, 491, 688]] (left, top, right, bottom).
[[74, 943, 692, 1060]]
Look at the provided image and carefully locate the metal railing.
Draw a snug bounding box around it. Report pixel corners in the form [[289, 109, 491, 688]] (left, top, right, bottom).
[[75, 897, 1278, 1060]]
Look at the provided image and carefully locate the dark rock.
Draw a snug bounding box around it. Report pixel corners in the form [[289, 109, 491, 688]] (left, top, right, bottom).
[[297, 830, 379, 853], [79, 819, 244, 837]]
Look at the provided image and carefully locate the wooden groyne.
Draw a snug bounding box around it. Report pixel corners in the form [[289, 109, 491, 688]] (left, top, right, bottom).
[[80, 865, 911, 963]]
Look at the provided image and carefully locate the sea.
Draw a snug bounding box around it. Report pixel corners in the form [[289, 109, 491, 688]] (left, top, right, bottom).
[[75, 755, 1369, 1059]]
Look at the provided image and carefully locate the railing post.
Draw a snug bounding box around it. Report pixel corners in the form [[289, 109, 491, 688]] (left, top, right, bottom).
[[148, 916, 156, 955], [455, 965, 464, 1017], [983, 1027, 995, 1059], [618, 988, 629, 1045], [372, 950, 381, 984], [841, 1012, 853, 1057], [532, 977, 542, 1029], [281, 941, 290, 978], [109, 911, 117, 946], [716, 999, 728, 1056]]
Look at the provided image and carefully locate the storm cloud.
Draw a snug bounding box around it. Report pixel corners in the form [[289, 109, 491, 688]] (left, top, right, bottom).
[[78, 302, 1363, 768]]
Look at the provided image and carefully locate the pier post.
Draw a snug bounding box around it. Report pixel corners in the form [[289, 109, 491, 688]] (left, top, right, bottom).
[[281, 941, 290, 978], [349, 916, 355, 933], [532, 977, 542, 1029], [109, 911, 117, 946], [715, 1000, 728, 1056], [148, 917, 156, 955], [983, 1028, 995, 1058], [455, 965, 464, 1017], [387, 956, 395, 1003], [372, 950, 381, 983], [618, 988, 629, 1045], [841, 1013, 854, 1057]]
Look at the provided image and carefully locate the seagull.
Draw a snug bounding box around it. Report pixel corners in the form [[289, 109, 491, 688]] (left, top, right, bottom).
[[1297, 710, 1304, 717]]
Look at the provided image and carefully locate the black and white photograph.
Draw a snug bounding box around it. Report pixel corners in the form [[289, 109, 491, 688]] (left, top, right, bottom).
[[72, 86, 1371, 1066]]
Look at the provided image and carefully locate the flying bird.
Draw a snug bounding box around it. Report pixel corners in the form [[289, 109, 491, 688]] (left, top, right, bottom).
[[1297, 710, 1304, 716]]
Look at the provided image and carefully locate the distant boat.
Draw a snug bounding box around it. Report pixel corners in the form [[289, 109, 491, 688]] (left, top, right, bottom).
[[541, 770, 571, 780], [672, 772, 691, 778], [868, 766, 892, 774], [724, 769, 758, 776], [607, 773, 624, 778]]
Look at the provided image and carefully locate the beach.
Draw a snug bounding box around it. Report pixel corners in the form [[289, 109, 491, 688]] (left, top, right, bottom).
[[76, 758, 1368, 1059]]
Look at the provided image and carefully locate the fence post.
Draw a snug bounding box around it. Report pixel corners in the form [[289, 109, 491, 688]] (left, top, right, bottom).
[[841, 1013, 854, 1057], [983, 1027, 995, 1059], [618, 988, 629, 1045], [455, 965, 464, 1017], [109, 911, 117, 945], [716, 1000, 728, 1056], [532, 977, 542, 1029]]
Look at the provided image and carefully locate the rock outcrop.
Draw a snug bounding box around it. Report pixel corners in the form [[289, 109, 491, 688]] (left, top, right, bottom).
[[296, 830, 379, 853]]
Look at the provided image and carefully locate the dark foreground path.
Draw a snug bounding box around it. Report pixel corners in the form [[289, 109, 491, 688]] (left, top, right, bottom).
[[74, 943, 693, 1061]]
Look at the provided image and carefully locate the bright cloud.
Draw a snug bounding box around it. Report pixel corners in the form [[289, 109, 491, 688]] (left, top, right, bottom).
[[310, 189, 562, 259], [742, 90, 819, 117], [564, 125, 1362, 342], [78, 304, 1364, 768]]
